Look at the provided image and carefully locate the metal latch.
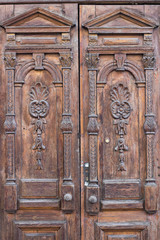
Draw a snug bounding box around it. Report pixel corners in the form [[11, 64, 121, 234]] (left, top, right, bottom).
[[84, 162, 89, 186]]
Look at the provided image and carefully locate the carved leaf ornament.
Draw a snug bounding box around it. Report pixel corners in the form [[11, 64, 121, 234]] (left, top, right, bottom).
[[110, 83, 132, 171], [29, 82, 49, 170], [29, 82, 49, 118]]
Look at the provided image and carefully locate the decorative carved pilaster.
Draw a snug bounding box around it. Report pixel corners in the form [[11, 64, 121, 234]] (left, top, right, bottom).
[[3, 52, 17, 212], [59, 52, 74, 212], [87, 70, 99, 182], [142, 52, 157, 213], [86, 53, 100, 214]]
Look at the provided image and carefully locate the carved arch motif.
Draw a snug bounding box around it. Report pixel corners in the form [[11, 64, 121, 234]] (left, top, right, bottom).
[[15, 58, 62, 84], [15, 57, 63, 170], [97, 59, 145, 86]]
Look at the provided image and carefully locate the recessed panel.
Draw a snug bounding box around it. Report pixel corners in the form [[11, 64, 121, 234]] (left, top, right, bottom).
[[20, 179, 58, 198], [14, 220, 66, 240], [100, 71, 139, 179], [21, 70, 59, 178], [107, 235, 138, 240], [24, 233, 55, 240]]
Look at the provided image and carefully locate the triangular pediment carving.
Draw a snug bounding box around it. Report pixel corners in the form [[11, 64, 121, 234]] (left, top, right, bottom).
[[83, 8, 157, 29], [2, 7, 75, 28]]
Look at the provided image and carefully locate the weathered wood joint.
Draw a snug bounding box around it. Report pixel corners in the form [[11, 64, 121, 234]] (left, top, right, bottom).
[[3, 52, 17, 213], [142, 52, 157, 214], [86, 53, 100, 215], [60, 52, 75, 212]]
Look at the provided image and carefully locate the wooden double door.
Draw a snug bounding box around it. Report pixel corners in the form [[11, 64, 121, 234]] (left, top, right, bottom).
[[0, 3, 160, 240]]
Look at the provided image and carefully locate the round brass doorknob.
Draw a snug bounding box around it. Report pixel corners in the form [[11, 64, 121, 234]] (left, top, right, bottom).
[[64, 193, 72, 201], [88, 195, 97, 204]]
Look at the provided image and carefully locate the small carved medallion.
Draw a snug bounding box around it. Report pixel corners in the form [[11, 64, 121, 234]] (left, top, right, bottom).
[[110, 83, 132, 171], [29, 82, 49, 170]]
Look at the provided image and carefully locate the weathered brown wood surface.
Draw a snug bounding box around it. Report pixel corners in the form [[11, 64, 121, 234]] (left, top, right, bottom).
[[80, 4, 160, 240], [0, 0, 160, 4], [0, 3, 160, 240], [0, 3, 80, 240]]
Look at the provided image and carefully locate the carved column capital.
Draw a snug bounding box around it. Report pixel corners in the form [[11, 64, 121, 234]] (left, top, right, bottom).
[[142, 53, 155, 69], [59, 52, 73, 69], [4, 52, 16, 69], [86, 53, 99, 70]]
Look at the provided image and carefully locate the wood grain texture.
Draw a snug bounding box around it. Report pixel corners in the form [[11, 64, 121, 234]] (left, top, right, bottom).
[[80, 4, 160, 240], [0, 3, 160, 240], [1, 3, 80, 240], [0, 0, 160, 3]]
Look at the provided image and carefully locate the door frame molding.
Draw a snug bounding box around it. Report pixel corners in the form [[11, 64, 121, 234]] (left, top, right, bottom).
[[0, 0, 160, 4]]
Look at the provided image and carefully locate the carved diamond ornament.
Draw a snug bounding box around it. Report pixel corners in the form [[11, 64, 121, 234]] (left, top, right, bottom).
[[110, 83, 132, 171], [29, 82, 49, 170]]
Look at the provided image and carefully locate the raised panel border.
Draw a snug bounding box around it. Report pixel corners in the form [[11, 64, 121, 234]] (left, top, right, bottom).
[[20, 179, 58, 198], [13, 220, 67, 240], [102, 179, 141, 200], [0, 0, 159, 3], [94, 222, 149, 240]]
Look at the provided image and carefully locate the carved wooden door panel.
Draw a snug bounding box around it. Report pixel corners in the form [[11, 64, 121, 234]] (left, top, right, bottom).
[[0, 3, 160, 240], [80, 5, 160, 240], [0, 4, 80, 240]]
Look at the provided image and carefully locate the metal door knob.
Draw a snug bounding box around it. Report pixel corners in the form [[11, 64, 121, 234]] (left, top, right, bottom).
[[88, 195, 97, 204], [64, 193, 72, 201]]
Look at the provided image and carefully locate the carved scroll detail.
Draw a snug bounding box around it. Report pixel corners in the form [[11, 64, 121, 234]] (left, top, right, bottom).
[[29, 82, 49, 170], [142, 53, 155, 69], [4, 52, 16, 69], [59, 52, 73, 68], [110, 83, 132, 171]]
